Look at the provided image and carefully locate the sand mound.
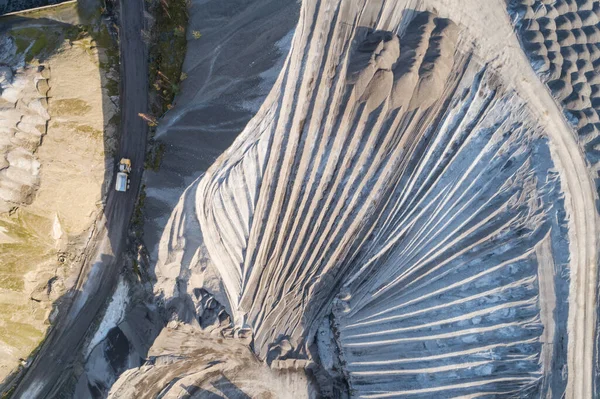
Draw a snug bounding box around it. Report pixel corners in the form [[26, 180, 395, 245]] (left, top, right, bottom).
[[139, 0, 600, 395], [106, 324, 315, 399], [513, 0, 600, 202]]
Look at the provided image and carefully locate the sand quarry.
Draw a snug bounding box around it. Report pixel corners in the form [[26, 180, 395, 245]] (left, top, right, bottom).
[[3, 0, 600, 397], [0, 6, 117, 381]]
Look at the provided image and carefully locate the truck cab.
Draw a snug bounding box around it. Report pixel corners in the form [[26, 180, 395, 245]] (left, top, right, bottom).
[[115, 158, 131, 192]]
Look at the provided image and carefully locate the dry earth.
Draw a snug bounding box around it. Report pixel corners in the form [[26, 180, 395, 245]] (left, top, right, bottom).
[[0, 9, 117, 380], [108, 323, 317, 398]]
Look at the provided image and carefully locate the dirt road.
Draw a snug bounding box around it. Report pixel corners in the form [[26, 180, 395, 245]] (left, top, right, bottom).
[[10, 0, 148, 396]]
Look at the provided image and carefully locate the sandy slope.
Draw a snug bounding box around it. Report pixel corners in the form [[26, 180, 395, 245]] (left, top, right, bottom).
[[113, 0, 599, 397], [107, 323, 316, 398], [0, 15, 116, 382]]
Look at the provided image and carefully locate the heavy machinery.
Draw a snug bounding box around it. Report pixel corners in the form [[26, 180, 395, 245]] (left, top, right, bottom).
[[115, 158, 131, 192]]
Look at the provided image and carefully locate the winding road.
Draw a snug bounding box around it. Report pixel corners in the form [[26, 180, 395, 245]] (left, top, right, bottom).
[[10, 0, 148, 396]]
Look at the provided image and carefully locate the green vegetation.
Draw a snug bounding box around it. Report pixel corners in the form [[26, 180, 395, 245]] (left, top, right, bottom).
[[132, 258, 141, 279], [62, 17, 121, 152], [9, 9, 118, 69], [77, 125, 103, 138], [108, 113, 122, 128], [1, 387, 15, 399], [148, 0, 190, 116], [139, 0, 191, 178], [64, 24, 84, 41], [105, 77, 119, 97], [0, 212, 54, 292], [51, 98, 92, 117], [0, 212, 54, 376], [0, 320, 44, 350], [14, 37, 29, 54], [11, 0, 78, 20], [28, 36, 49, 61], [132, 185, 147, 234], [0, 2, 122, 389], [65, 22, 120, 98], [10, 27, 62, 63], [145, 142, 166, 172], [95, 24, 120, 90]]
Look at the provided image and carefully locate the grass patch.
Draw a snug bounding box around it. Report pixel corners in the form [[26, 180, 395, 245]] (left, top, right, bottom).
[[1, 386, 15, 399], [108, 113, 121, 127], [64, 24, 83, 41], [51, 98, 92, 116], [27, 35, 48, 62], [0, 321, 43, 350], [0, 212, 54, 292], [105, 78, 119, 97], [91, 23, 121, 113], [14, 38, 29, 54], [132, 258, 141, 279], [145, 142, 166, 172], [95, 24, 117, 59], [0, 275, 26, 292], [12, 0, 79, 20], [148, 0, 190, 116], [131, 185, 147, 236], [10, 26, 62, 63], [49, 121, 103, 140], [76, 125, 103, 138]]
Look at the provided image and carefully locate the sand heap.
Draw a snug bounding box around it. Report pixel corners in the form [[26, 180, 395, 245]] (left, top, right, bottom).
[[112, 0, 598, 397], [0, 36, 50, 213], [512, 0, 600, 210], [107, 323, 315, 398]]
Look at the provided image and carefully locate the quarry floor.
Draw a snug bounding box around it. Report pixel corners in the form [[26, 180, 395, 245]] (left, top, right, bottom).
[[0, 3, 117, 381]]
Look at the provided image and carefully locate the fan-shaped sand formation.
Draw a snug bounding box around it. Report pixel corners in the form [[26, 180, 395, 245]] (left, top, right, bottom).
[[114, 0, 599, 397]]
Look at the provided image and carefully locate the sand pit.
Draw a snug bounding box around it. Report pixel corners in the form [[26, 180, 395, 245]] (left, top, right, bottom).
[[0, 14, 117, 381], [107, 0, 599, 397]]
